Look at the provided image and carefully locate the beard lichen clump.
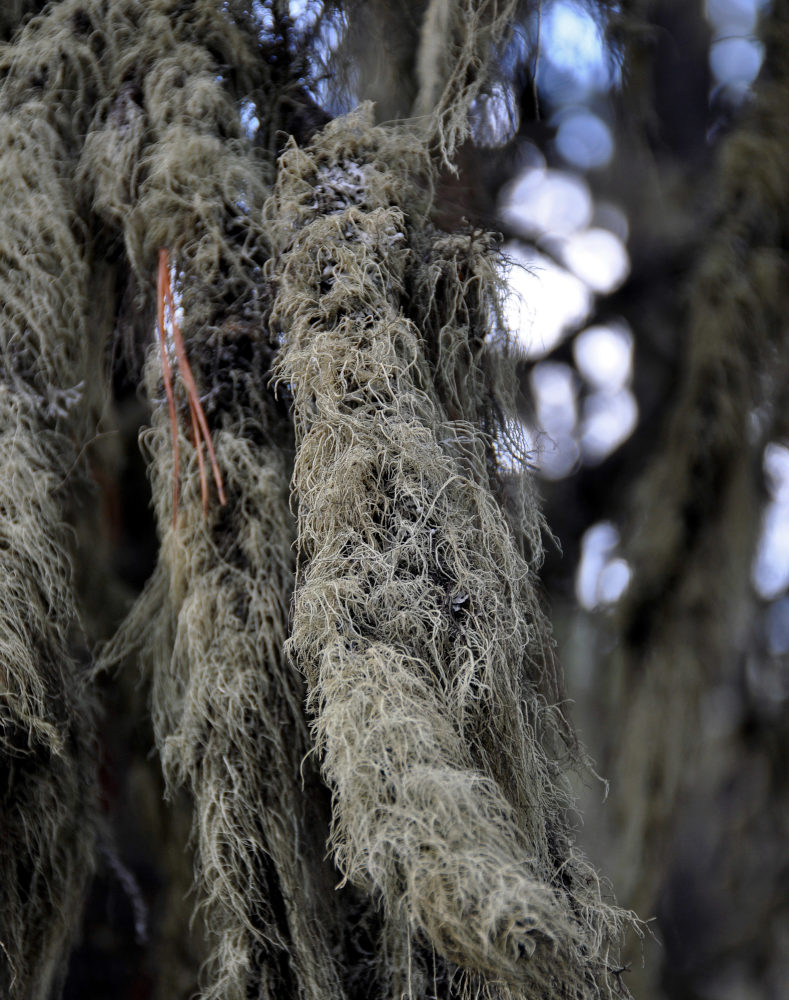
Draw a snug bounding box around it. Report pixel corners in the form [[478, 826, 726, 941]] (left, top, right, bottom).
[[0, 100, 99, 1000], [0, 1, 633, 997], [112, 400, 345, 1000], [267, 106, 628, 998], [95, 5, 347, 998]]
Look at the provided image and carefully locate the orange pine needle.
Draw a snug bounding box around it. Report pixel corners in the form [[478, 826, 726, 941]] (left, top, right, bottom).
[[157, 247, 227, 522], [190, 400, 209, 514]]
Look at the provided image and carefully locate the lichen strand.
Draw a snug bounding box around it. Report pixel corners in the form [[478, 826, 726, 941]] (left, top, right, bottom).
[[0, 393, 99, 1000], [109, 406, 345, 1000], [0, 99, 99, 1000], [413, 0, 520, 165], [269, 107, 629, 999], [94, 4, 350, 995]]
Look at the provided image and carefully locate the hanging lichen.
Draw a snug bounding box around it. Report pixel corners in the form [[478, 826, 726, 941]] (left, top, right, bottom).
[[0, 97, 100, 1000], [267, 105, 630, 999], [0, 2, 635, 997], [92, 5, 345, 997]]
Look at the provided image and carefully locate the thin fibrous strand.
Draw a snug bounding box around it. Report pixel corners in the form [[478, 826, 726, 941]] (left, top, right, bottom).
[[157, 248, 181, 525]]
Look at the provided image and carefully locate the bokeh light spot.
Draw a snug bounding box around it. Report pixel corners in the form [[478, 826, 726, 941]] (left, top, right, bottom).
[[573, 323, 634, 390], [503, 245, 592, 357], [554, 109, 614, 169], [561, 228, 630, 293]]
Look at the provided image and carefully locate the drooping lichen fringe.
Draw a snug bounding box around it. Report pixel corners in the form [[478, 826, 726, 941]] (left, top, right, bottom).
[[94, 5, 348, 995], [404, 223, 559, 677], [0, 2, 303, 995], [0, 98, 99, 1000], [413, 0, 519, 166], [106, 399, 345, 1000], [324, 0, 521, 165], [0, 393, 99, 1000], [268, 106, 629, 998]]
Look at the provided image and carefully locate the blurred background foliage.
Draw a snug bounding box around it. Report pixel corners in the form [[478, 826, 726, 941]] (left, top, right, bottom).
[[5, 1, 782, 997]]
